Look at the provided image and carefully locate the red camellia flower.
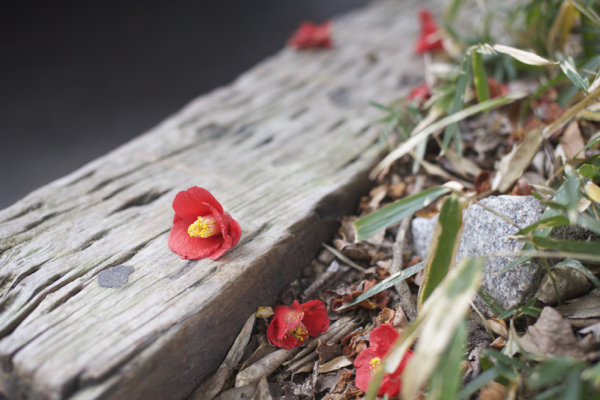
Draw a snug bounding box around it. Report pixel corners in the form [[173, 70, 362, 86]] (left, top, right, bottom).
[[408, 82, 432, 107], [267, 300, 330, 349], [168, 186, 241, 261], [288, 21, 333, 49], [415, 9, 444, 54], [354, 324, 413, 396]]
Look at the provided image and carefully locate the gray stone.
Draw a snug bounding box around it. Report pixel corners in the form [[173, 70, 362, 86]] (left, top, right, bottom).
[[97, 265, 134, 288], [411, 195, 546, 316]]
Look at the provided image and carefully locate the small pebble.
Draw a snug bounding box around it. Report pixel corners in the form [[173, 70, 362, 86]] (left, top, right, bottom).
[[98, 265, 134, 288]]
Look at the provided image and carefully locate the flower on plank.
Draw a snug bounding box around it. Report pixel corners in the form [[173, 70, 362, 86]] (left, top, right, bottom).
[[288, 21, 333, 49], [267, 300, 330, 349], [168, 186, 241, 261], [415, 9, 444, 54], [354, 324, 413, 396]]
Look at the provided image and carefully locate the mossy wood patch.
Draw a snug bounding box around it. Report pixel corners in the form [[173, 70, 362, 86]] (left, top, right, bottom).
[[0, 0, 439, 398]]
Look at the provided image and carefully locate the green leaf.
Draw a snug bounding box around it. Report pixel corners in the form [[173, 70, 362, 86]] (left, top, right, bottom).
[[478, 287, 506, 317], [353, 186, 451, 242], [472, 50, 490, 103], [370, 92, 528, 179], [515, 215, 571, 235], [578, 164, 600, 181], [399, 257, 485, 400], [522, 235, 600, 262], [457, 368, 500, 399], [336, 261, 425, 311], [427, 320, 467, 400], [554, 259, 600, 288], [443, 53, 472, 154], [418, 194, 467, 307]]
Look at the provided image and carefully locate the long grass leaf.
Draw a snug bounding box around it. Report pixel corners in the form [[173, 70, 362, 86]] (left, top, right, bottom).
[[443, 53, 472, 154], [336, 261, 425, 311], [554, 259, 600, 288], [353, 186, 450, 242], [418, 194, 467, 307], [492, 44, 558, 66], [473, 50, 490, 103]]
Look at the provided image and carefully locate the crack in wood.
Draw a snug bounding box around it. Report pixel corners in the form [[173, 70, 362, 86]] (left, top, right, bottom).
[[3, 203, 44, 223], [110, 189, 171, 215], [65, 170, 96, 187], [87, 163, 150, 194]]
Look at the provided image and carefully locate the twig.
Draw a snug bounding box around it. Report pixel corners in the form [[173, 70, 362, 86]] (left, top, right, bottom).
[[322, 243, 366, 272], [389, 175, 425, 321]]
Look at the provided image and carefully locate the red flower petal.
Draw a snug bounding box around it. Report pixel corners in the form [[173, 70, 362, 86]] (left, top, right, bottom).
[[300, 300, 330, 337], [267, 301, 309, 349], [172, 186, 224, 222], [354, 347, 383, 392], [168, 220, 224, 260], [288, 21, 333, 49], [368, 323, 399, 351], [353, 324, 413, 396], [415, 9, 444, 54]]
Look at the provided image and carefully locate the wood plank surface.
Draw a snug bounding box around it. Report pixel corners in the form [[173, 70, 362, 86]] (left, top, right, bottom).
[[0, 0, 438, 398]]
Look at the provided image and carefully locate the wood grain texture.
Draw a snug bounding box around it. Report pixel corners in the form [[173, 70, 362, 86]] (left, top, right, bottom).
[[0, 0, 438, 398]]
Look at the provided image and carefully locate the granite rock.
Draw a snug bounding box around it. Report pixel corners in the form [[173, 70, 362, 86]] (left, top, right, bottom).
[[411, 195, 546, 316]]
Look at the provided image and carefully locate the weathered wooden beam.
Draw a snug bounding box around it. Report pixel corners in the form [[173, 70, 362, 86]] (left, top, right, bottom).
[[0, 0, 438, 398]]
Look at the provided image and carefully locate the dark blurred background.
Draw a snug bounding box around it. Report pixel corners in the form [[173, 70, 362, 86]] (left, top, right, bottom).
[[0, 0, 370, 210]]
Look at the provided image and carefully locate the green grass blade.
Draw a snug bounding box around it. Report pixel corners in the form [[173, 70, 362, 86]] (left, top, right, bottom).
[[418, 194, 467, 307], [473, 50, 490, 103], [554, 259, 600, 288], [353, 186, 450, 242], [336, 261, 425, 311], [428, 320, 467, 400], [515, 215, 571, 235], [443, 53, 472, 154]]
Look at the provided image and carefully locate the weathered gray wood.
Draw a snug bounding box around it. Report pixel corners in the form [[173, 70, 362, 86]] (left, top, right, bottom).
[[0, 1, 439, 398]]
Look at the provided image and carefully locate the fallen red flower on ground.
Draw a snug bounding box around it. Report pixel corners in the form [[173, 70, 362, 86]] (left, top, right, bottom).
[[168, 186, 241, 261], [288, 21, 333, 49], [408, 82, 431, 106], [354, 324, 413, 396], [415, 9, 444, 54], [267, 300, 330, 349], [487, 78, 509, 98]]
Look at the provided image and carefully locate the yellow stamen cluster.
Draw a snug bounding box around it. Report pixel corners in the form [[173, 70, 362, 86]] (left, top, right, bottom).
[[188, 216, 220, 238], [369, 357, 381, 371], [287, 325, 308, 341]]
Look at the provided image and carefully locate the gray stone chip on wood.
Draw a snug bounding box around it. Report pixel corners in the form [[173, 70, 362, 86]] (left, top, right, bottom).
[[412, 195, 546, 316]]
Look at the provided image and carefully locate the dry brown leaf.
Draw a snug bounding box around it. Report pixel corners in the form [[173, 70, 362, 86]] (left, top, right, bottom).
[[487, 318, 508, 338], [511, 177, 532, 196], [474, 170, 492, 194], [490, 336, 507, 351], [316, 340, 343, 364], [556, 289, 600, 328], [492, 128, 542, 193], [318, 356, 353, 374], [251, 375, 274, 400], [241, 340, 279, 371], [388, 181, 407, 199], [519, 307, 586, 358], [536, 265, 591, 305], [561, 121, 586, 160], [322, 369, 363, 400], [236, 347, 299, 387], [478, 381, 506, 400]]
